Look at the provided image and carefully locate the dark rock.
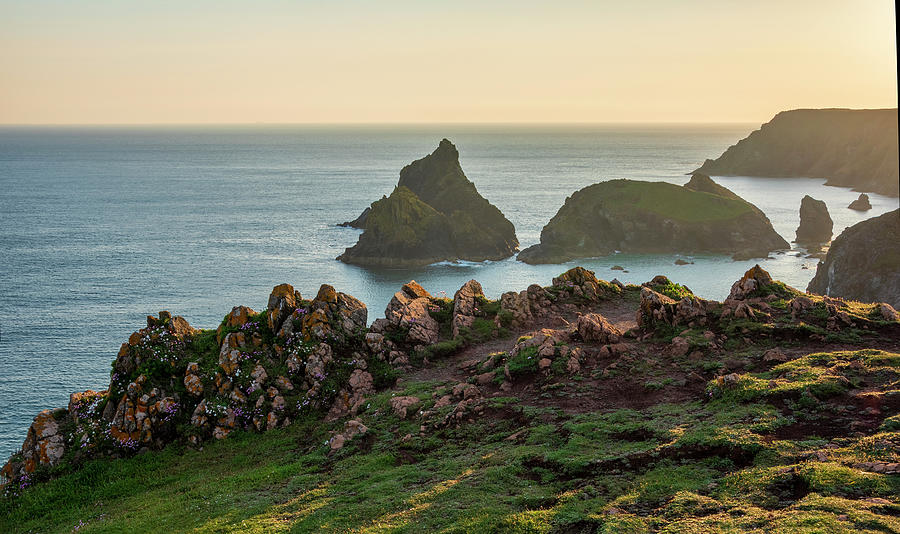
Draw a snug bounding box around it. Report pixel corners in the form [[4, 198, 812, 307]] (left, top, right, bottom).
[[694, 108, 899, 197], [518, 179, 788, 264], [795, 195, 833, 245], [808, 209, 900, 308], [848, 193, 872, 211], [338, 139, 518, 266], [338, 206, 371, 228]]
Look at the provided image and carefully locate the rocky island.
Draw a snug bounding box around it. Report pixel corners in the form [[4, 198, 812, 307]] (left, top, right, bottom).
[[795, 195, 833, 246], [694, 108, 900, 197], [3, 265, 900, 532], [808, 209, 900, 308], [517, 177, 789, 264], [338, 139, 518, 266]]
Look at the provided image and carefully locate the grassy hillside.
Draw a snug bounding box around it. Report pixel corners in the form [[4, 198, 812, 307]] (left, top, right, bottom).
[[3, 267, 899, 533]]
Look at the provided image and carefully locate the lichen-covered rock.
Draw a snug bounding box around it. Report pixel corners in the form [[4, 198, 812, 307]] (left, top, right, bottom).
[[637, 287, 677, 330], [390, 396, 421, 419], [329, 419, 368, 451], [267, 283, 300, 333], [300, 284, 367, 341], [576, 313, 622, 344], [552, 267, 621, 301], [795, 195, 833, 245], [728, 265, 775, 301], [452, 279, 484, 338], [338, 139, 518, 266], [217, 305, 256, 342], [382, 281, 440, 345]]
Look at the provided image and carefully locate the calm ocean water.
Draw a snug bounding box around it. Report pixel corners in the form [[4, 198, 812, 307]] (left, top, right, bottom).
[[0, 124, 897, 459]]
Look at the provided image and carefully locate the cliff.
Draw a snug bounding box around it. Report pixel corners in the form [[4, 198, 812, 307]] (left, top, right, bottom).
[[808, 209, 900, 308], [694, 108, 900, 197], [3, 266, 900, 532], [338, 139, 518, 266], [517, 178, 788, 264]]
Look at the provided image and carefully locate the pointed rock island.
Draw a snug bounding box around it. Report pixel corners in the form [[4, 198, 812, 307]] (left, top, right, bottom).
[[338, 139, 518, 267], [517, 176, 789, 264]]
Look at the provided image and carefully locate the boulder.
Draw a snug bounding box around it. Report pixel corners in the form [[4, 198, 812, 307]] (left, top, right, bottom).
[[338, 139, 518, 266], [848, 193, 872, 211], [383, 281, 440, 345], [451, 280, 484, 338], [808, 210, 900, 308], [267, 283, 300, 333], [795, 195, 833, 245], [576, 313, 622, 344], [518, 179, 788, 264], [300, 284, 367, 341], [728, 265, 774, 301], [390, 396, 421, 419]]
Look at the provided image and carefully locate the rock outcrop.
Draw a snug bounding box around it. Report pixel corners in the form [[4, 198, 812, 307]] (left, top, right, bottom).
[[517, 179, 788, 264], [808, 209, 900, 308], [848, 194, 872, 211], [338, 139, 518, 266], [694, 108, 899, 197], [795, 195, 833, 245]]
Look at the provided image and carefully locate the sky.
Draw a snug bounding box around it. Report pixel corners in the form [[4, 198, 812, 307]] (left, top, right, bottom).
[[0, 0, 896, 124]]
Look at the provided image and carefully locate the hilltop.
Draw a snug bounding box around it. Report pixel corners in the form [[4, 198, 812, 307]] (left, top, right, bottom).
[[2, 265, 899, 533], [517, 178, 788, 264]]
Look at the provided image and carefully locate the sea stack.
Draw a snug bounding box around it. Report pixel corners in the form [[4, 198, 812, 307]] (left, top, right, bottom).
[[795, 195, 833, 245], [848, 193, 872, 211], [808, 209, 900, 308], [517, 178, 788, 264], [338, 139, 518, 267]]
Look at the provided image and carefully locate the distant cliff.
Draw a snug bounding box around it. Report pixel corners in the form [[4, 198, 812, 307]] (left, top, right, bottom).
[[808, 209, 900, 308], [517, 178, 788, 264], [695, 108, 899, 197], [338, 139, 518, 266]]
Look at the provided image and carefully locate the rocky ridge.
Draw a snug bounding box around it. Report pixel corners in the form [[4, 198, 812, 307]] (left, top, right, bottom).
[[3, 265, 900, 531]]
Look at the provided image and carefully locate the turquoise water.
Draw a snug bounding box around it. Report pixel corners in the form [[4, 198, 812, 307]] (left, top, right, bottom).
[[0, 124, 896, 459]]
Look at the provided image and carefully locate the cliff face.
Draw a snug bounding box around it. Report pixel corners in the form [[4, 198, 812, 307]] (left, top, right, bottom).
[[808, 209, 900, 308], [795, 195, 833, 245], [694, 108, 900, 197], [338, 139, 518, 266], [517, 178, 789, 264]]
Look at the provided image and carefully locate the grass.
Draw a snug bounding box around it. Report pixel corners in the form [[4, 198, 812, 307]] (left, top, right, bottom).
[[3, 376, 899, 533]]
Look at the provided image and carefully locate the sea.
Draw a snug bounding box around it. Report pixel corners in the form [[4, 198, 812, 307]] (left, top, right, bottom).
[[0, 124, 897, 460]]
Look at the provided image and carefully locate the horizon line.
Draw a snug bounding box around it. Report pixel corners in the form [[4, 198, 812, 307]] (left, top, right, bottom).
[[0, 120, 765, 127]]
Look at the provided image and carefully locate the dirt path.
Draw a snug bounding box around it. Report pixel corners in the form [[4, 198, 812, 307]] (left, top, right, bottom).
[[404, 297, 640, 396]]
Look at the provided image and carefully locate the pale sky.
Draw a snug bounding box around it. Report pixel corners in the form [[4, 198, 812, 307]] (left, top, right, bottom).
[[0, 0, 896, 124]]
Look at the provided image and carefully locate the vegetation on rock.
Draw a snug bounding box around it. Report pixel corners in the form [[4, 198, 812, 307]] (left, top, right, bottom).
[[518, 179, 788, 264], [3, 266, 899, 533], [694, 108, 900, 197], [338, 139, 518, 266]]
